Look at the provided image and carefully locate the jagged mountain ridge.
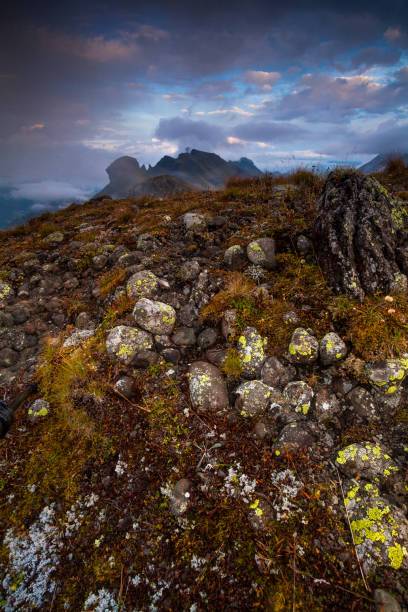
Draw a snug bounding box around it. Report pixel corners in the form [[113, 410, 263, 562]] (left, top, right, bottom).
[[98, 149, 263, 197], [359, 152, 408, 173]]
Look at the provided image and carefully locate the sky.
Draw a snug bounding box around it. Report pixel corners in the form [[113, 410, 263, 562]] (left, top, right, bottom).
[[1, 0, 408, 203]]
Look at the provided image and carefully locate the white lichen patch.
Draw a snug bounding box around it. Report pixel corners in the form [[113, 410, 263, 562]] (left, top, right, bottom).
[[2, 505, 60, 611], [270, 469, 303, 521], [83, 588, 119, 611]]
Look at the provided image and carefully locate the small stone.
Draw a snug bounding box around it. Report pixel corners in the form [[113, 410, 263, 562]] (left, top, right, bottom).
[[246, 238, 276, 269], [223, 245, 247, 270], [197, 328, 217, 350], [178, 303, 198, 327], [237, 326, 267, 379], [282, 311, 299, 325], [133, 298, 176, 335], [132, 349, 159, 368], [0, 282, 14, 305], [296, 235, 312, 253], [92, 254, 108, 270], [261, 356, 296, 389], [126, 270, 159, 300], [347, 386, 379, 422], [275, 422, 316, 451], [28, 399, 50, 422], [189, 361, 229, 412], [0, 347, 19, 367], [162, 348, 180, 364], [235, 380, 273, 418], [319, 332, 347, 366], [63, 329, 94, 348], [172, 326, 196, 346], [314, 388, 341, 422], [170, 478, 192, 516], [75, 312, 95, 329], [43, 231, 64, 244], [114, 376, 135, 399], [179, 260, 201, 281], [283, 381, 314, 416], [11, 308, 29, 325], [221, 309, 236, 339], [288, 327, 319, 364]]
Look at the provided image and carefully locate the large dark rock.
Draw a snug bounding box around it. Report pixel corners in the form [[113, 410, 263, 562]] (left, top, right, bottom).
[[314, 171, 408, 300]]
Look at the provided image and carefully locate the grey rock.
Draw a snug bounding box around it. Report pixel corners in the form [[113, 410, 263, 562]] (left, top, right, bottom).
[[28, 399, 50, 422], [133, 298, 176, 335], [288, 327, 319, 364], [183, 212, 207, 232], [223, 245, 247, 270], [374, 589, 401, 612], [114, 376, 135, 399], [261, 356, 296, 389], [235, 380, 273, 418], [132, 349, 159, 368], [189, 361, 229, 412], [63, 329, 94, 348], [319, 332, 347, 366], [0, 348, 19, 367], [221, 309, 236, 339], [106, 325, 153, 365], [178, 303, 198, 327], [162, 348, 180, 364], [11, 308, 29, 325], [126, 270, 159, 300], [75, 312, 95, 330], [0, 282, 14, 305], [197, 328, 217, 350], [43, 231, 64, 244], [365, 358, 408, 395], [0, 312, 14, 327], [347, 386, 379, 422], [237, 326, 267, 378], [170, 478, 192, 516], [179, 260, 201, 281], [275, 422, 316, 451], [154, 334, 172, 350], [118, 252, 142, 267], [296, 235, 312, 254], [335, 442, 400, 487], [314, 388, 341, 422], [282, 311, 299, 325], [283, 381, 314, 416]]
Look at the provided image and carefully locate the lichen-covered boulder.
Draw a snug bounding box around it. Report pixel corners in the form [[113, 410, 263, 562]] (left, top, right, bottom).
[[224, 245, 247, 270], [0, 281, 14, 305], [43, 231, 64, 244], [234, 380, 273, 418], [365, 357, 408, 395], [189, 361, 229, 412], [28, 399, 50, 422], [133, 298, 176, 335], [335, 442, 400, 485], [288, 328, 318, 364], [261, 356, 296, 389], [106, 325, 153, 365], [314, 171, 408, 300], [343, 480, 408, 573], [319, 332, 347, 366], [246, 238, 276, 269], [126, 270, 158, 300], [237, 326, 267, 378], [283, 381, 314, 416]]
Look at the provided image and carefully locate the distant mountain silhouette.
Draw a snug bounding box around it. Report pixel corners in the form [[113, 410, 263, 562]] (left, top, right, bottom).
[[359, 153, 408, 173], [128, 175, 199, 198], [148, 149, 263, 190], [97, 156, 149, 198]]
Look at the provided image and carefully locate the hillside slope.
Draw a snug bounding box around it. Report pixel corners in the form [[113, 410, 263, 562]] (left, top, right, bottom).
[[0, 169, 407, 611]]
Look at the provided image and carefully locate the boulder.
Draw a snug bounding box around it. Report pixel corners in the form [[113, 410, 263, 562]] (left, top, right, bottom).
[[283, 381, 314, 416], [106, 325, 153, 365], [261, 356, 296, 389], [347, 387, 379, 422], [319, 332, 347, 366], [237, 326, 267, 378], [314, 171, 408, 299], [63, 329, 94, 348], [246, 238, 276, 269], [133, 298, 176, 335], [223, 245, 247, 270], [288, 328, 319, 364], [365, 358, 408, 395], [335, 442, 400, 487], [179, 260, 200, 281], [235, 380, 273, 418], [343, 480, 408, 573], [0, 282, 14, 305], [189, 361, 229, 412], [126, 270, 159, 300], [172, 326, 196, 346], [183, 212, 207, 232], [314, 388, 341, 422]]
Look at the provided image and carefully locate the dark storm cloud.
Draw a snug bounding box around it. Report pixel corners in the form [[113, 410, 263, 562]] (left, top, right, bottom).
[[155, 117, 226, 149], [350, 47, 402, 70]]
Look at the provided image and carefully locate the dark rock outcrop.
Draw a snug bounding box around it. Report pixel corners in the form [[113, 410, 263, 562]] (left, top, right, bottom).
[[98, 156, 148, 198], [314, 170, 408, 300]]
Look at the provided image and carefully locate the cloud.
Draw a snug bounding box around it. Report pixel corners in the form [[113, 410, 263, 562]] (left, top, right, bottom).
[[233, 121, 308, 143], [154, 117, 226, 150], [244, 70, 281, 91], [10, 180, 93, 202], [350, 46, 401, 69]]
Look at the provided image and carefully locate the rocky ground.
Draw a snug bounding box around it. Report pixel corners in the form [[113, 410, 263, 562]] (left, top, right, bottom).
[[0, 166, 408, 610]]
